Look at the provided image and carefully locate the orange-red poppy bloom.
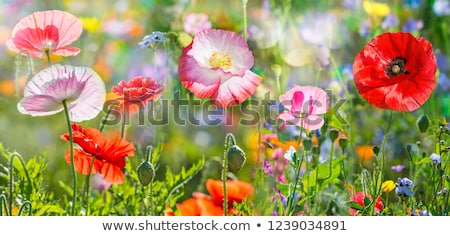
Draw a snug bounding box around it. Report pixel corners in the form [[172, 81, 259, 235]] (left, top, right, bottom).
[[353, 32, 436, 112], [356, 145, 375, 160], [111, 76, 163, 114], [61, 123, 135, 184], [177, 179, 254, 216], [349, 192, 383, 216]]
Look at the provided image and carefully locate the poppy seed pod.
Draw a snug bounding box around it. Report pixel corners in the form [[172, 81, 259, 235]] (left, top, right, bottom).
[[416, 114, 429, 133], [227, 145, 246, 173], [137, 161, 155, 186]]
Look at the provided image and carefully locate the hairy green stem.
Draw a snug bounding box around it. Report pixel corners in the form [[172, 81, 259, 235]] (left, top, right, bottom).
[[222, 133, 236, 216], [9, 152, 32, 215], [63, 100, 77, 216]]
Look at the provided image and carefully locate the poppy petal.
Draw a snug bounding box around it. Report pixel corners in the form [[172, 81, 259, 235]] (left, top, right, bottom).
[[178, 44, 221, 98], [209, 70, 262, 107], [17, 94, 63, 116]]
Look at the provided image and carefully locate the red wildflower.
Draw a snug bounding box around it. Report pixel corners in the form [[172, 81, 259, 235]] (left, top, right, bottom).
[[61, 123, 135, 184], [353, 32, 436, 112], [349, 192, 383, 216], [111, 76, 163, 114], [177, 179, 254, 216], [7, 10, 82, 58]]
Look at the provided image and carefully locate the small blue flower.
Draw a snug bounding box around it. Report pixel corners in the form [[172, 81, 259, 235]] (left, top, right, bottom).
[[138, 31, 166, 48], [395, 177, 414, 197], [401, 17, 423, 32], [430, 153, 442, 164]]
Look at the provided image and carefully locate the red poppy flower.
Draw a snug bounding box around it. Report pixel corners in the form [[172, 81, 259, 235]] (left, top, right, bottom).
[[349, 192, 383, 216], [353, 32, 436, 112], [61, 123, 135, 184], [177, 179, 254, 216], [111, 76, 163, 114]]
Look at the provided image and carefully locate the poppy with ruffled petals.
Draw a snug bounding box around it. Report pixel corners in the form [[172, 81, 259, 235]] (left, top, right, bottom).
[[178, 29, 262, 107], [349, 192, 383, 216], [61, 123, 135, 184], [111, 76, 163, 114], [353, 32, 436, 112], [277, 85, 329, 130], [7, 10, 83, 58]]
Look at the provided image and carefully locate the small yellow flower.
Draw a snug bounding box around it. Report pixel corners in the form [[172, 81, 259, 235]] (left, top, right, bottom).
[[382, 180, 395, 193], [363, 0, 390, 18], [79, 16, 101, 33]]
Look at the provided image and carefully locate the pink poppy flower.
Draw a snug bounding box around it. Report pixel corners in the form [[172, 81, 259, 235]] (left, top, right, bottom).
[[17, 64, 106, 122], [6, 10, 82, 58], [183, 13, 212, 35], [277, 85, 329, 130], [178, 29, 262, 107]]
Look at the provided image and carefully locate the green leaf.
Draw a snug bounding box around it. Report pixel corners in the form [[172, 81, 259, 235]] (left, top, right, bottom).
[[349, 201, 364, 211]]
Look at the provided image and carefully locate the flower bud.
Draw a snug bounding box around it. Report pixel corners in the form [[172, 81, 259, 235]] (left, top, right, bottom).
[[338, 137, 349, 151], [329, 129, 339, 142], [137, 161, 155, 186], [227, 145, 246, 173], [372, 145, 380, 156], [303, 139, 312, 151], [416, 115, 429, 133]]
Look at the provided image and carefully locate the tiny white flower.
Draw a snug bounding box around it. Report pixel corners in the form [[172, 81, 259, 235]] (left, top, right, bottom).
[[284, 146, 296, 163]]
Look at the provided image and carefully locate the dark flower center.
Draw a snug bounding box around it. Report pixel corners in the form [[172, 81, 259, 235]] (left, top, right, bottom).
[[386, 57, 410, 77]]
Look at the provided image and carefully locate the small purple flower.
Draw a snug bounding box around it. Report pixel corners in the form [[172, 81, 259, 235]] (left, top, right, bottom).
[[430, 153, 442, 164], [264, 160, 274, 174], [381, 13, 399, 29], [395, 177, 414, 197], [358, 20, 371, 38], [401, 17, 423, 32], [435, 52, 449, 72], [438, 73, 450, 91], [391, 164, 405, 172]]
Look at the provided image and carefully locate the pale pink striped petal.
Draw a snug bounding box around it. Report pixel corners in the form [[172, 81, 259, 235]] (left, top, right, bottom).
[[210, 70, 262, 107], [18, 64, 105, 122], [179, 45, 221, 98], [188, 29, 254, 76], [7, 10, 82, 58], [17, 95, 63, 116]]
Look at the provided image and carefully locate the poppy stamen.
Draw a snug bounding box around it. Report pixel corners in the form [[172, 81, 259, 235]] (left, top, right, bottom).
[[386, 57, 407, 77]]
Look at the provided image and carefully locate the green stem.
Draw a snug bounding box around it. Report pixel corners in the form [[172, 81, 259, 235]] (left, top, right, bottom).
[[17, 201, 32, 216], [99, 104, 114, 132], [380, 111, 393, 189], [63, 100, 77, 216], [121, 109, 126, 139], [287, 123, 304, 215], [45, 50, 51, 66], [149, 182, 154, 216], [83, 156, 96, 216], [242, 0, 248, 41], [222, 134, 236, 216], [9, 152, 32, 215], [327, 141, 335, 180], [0, 195, 9, 216]]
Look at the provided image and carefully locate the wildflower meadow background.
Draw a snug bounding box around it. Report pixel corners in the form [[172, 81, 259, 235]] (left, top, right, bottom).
[[0, 0, 449, 216]]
